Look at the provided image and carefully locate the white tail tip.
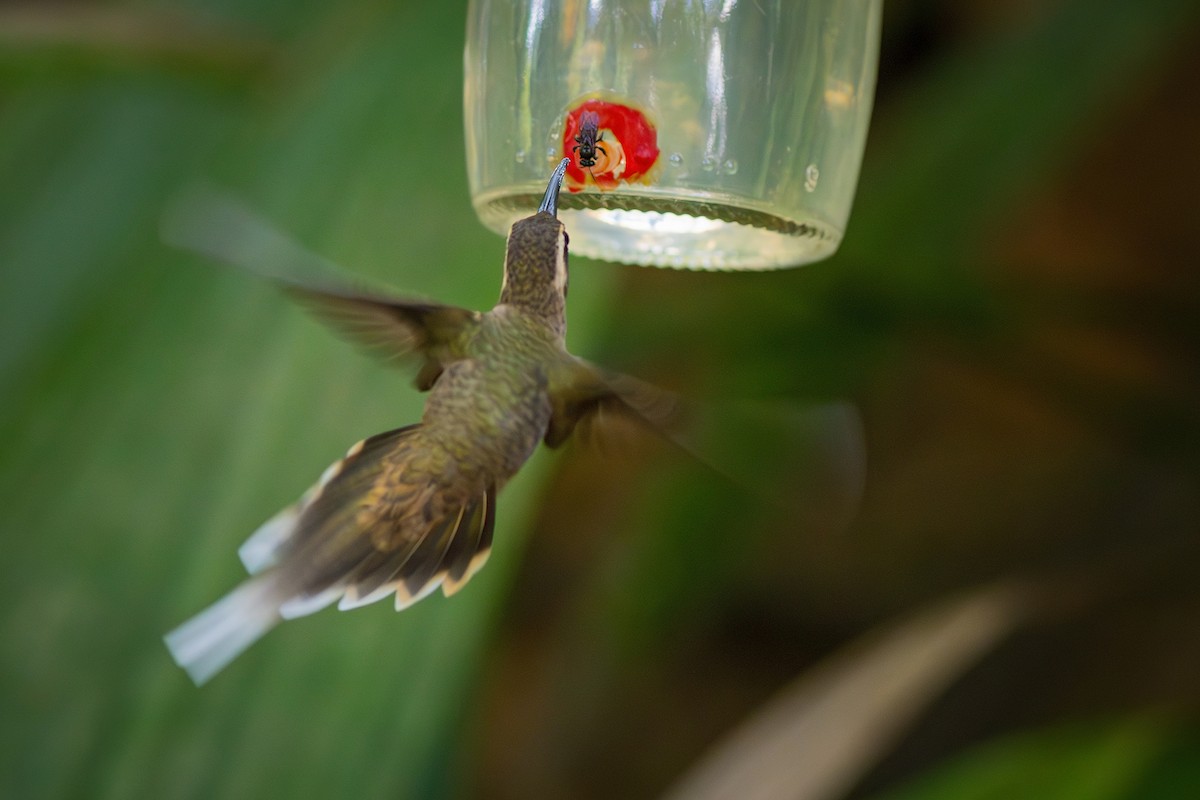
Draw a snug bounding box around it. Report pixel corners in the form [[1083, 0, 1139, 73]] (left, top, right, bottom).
[[238, 505, 299, 575], [164, 578, 281, 685]]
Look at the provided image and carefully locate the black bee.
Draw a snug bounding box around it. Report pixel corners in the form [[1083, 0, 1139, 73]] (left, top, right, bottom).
[[572, 110, 607, 169]]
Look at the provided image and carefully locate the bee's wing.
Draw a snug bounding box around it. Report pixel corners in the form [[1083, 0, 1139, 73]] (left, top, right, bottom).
[[546, 357, 866, 525], [161, 183, 479, 389]]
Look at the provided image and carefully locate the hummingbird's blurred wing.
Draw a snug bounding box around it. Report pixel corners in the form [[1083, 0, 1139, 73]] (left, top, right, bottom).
[[161, 183, 479, 390], [545, 358, 866, 524], [544, 358, 683, 449], [280, 286, 479, 391]]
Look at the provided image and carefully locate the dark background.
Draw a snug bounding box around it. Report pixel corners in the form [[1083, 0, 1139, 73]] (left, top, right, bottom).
[[1, 1, 1198, 798]]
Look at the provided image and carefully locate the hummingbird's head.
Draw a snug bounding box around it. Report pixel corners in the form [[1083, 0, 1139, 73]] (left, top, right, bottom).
[[499, 159, 570, 334]]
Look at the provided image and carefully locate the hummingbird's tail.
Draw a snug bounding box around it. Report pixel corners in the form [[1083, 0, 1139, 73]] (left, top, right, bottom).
[[164, 424, 499, 684], [234, 424, 498, 613], [164, 576, 283, 686]]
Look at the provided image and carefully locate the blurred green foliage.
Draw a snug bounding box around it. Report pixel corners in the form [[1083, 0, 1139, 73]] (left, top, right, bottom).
[[1, 1, 1198, 799], [874, 718, 1200, 800]]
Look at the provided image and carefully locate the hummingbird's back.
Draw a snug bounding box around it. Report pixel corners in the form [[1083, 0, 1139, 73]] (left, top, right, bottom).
[[418, 306, 561, 492]]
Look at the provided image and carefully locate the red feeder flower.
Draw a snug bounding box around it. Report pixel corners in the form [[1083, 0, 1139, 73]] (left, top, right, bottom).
[[561, 97, 661, 193]]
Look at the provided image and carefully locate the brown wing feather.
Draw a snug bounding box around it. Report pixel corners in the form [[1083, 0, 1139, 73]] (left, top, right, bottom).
[[247, 423, 500, 615], [340, 484, 495, 608], [441, 485, 496, 596], [284, 286, 479, 390], [436, 494, 485, 593]]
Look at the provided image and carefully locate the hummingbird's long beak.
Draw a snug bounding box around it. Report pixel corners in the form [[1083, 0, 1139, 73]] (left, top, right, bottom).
[[538, 158, 570, 217]]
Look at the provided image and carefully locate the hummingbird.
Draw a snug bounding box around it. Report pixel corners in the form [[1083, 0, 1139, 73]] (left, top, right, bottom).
[[162, 159, 677, 684]]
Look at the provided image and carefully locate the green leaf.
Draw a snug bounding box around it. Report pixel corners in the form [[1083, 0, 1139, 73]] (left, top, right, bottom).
[[871, 719, 1199, 800]]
